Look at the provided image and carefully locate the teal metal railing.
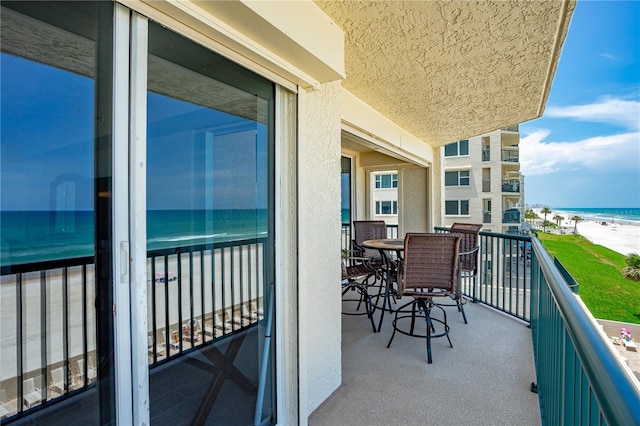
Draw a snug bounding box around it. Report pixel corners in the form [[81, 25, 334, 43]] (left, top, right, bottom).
[[434, 226, 640, 424], [530, 237, 640, 425]]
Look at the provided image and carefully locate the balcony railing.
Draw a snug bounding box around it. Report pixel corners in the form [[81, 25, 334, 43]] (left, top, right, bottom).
[[482, 179, 491, 192], [0, 237, 266, 422], [502, 179, 521, 193], [501, 149, 519, 162], [434, 227, 640, 425], [3, 230, 639, 424], [482, 149, 490, 161]]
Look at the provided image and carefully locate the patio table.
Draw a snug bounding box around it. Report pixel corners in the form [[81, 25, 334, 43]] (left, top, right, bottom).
[[362, 238, 404, 332]]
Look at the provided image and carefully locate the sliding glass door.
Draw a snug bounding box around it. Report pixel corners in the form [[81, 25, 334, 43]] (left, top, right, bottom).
[[1, 2, 277, 424], [145, 21, 276, 426], [0, 2, 116, 423]]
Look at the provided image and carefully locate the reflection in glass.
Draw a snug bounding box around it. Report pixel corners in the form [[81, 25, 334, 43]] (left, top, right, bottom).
[[0, 2, 112, 423], [146, 22, 275, 425]]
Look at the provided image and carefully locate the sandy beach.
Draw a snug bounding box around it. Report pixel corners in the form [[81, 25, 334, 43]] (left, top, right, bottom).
[[532, 208, 640, 256], [576, 220, 640, 256]]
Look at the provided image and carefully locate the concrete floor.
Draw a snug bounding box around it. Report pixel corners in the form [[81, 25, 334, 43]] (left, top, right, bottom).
[[309, 297, 541, 426]]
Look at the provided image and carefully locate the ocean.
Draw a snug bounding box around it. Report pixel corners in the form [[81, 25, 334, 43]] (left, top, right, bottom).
[[553, 208, 640, 224], [1, 209, 267, 267]]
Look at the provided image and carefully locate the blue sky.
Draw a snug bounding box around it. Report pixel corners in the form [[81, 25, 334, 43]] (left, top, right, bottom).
[[520, 0, 640, 208]]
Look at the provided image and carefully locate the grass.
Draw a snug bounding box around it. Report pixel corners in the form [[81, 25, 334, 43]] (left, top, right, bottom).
[[537, 232, 640, 324]]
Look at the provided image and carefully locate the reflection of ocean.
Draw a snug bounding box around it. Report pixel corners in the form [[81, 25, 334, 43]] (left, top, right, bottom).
[[1, 209, 267, 267], [555, 207, 640, 225]]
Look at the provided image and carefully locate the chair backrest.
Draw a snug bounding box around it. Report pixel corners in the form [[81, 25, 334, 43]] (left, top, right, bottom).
[[402, 233, 461, 294], [353, 220, 387, 259], [450, 223, 482, 274]]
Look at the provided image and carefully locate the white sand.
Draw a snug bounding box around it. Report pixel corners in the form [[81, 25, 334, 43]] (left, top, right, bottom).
[[576, 220, 640, 256], [531, 208, 640, 256]]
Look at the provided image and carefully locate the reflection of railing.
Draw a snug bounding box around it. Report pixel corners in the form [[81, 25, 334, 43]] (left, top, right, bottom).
[[0, 237, 267, 421], [146, 238, 266, 365], [433, 227, 640, 425], [1, 256, 97, 420]]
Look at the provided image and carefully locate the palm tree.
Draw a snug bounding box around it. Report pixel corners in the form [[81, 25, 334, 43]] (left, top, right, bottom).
[[571, 215, 582, 234], [541, 207, 552, 232], [525, 209, 539, 224], [553, 214, 564, 228]]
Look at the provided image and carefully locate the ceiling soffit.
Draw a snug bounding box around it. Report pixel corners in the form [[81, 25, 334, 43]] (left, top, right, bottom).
[[315, 1, 574, 147]]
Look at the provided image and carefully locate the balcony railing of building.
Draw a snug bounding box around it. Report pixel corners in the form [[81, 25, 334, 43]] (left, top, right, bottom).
[[483, 211, 492, 224], [503, 208, 521, 224], [0, 237, 266, 422], [502, 179, 521, 193], [482, 179, 491, 192], [3, 229, 639, 424], [501, 149, 519, 163], [433, 228, 640, 425], [482, 149, 490, 162]]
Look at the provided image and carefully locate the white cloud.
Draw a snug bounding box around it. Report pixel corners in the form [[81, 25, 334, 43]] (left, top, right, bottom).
[[600, 52, 616, 61], [546, 98, 640, 131], [520, 129, 640, 176]]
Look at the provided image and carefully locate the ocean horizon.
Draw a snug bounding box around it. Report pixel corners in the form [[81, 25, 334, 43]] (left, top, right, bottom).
[[1, 209, 268, 267], [549, 207, 640, 224]]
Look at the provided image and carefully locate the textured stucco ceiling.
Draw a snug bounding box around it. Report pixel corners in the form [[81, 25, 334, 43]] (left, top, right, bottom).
[[315, 0, 574, 147]]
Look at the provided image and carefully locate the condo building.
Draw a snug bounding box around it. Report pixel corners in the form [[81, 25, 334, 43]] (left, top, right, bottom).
[[443, 126, 526, 234]]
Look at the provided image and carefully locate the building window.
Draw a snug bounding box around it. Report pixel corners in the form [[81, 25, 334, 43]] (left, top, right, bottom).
[[445, 200, 469, 215], [376, 200, 398, 215], [445, 170, 470, 186], [375, 173, 398, 188], [444, 139, 469, 157]]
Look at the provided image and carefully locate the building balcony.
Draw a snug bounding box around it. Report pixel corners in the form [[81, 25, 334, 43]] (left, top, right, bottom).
[[502, 179, 521, 193], [503, 208, 521, 223], [501, 149, 519, 163], [328, 230, 640, 425], [482, 149, 490, 162]]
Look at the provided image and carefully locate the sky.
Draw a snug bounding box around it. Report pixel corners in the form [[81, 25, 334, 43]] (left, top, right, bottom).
[[519, 0, 640, 208]]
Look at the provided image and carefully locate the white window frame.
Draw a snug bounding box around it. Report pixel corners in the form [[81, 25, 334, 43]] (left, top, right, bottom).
[[375, 200, 398, 215], [445, 200, 470, 216], [445, 170, 470, 187], [444, 139, 469, 157], [374, 172, 398, 189]]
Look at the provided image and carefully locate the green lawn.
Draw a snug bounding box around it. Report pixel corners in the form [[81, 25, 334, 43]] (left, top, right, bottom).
[[537, 233, 640, 324]]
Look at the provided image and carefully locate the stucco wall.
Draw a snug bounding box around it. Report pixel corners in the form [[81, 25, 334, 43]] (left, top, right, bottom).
[[297, 81, 343, 420], [398, 166, 429, 234]]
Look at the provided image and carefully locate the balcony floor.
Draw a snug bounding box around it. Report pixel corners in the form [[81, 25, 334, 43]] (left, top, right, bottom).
[[310, 297, 540, 425]]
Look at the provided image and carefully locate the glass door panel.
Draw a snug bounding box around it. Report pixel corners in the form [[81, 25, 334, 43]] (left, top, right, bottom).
[[146, 22, 276, 425], [0, 2, 115, 423]]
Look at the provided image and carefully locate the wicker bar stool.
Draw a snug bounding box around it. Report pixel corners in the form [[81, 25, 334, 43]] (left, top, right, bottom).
[[341, 256, 378, 332], [438, 223, 482, 324], [386, 233, 461, 364]]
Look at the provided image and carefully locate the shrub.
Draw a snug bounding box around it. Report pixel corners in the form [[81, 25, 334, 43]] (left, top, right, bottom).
[[622, 253, 640, 282]]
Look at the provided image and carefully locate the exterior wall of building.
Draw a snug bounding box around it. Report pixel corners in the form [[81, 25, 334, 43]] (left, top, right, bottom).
[[297, 82, 343, 419], [443, 128, 523, 232]]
